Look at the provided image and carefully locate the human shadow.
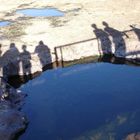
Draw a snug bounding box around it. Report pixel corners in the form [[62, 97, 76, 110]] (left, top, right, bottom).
[[103, 21, 126, 57], [0, 44, 2, 76], [2, 43, 20, 79], [98, 54, 126, 65], [0, 44, 2, 57], [130, 25, 140, 41], [7, 41, 53, 88], [91, 24, 112, 55], [20, 45, 32, 80], [34, 41, 52, 71]]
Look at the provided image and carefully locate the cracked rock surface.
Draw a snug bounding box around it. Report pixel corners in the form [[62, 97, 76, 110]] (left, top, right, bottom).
[[0, 78, 27, 140]]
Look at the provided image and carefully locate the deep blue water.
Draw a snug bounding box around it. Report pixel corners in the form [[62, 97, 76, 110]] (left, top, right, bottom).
[[19, 62, 140, 140], [17, 8, 64, 17]]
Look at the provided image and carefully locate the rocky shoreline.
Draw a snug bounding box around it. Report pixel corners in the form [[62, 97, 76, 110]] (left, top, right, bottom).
[[0, 77, 28, 140]]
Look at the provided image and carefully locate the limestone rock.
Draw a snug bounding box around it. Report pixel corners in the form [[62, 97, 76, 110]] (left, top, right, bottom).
[[0, 109, 27, 140], [125, 133, 140, 140], [0, 78, 28, 140]]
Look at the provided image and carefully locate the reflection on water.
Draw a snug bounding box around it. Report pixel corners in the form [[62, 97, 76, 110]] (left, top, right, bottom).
[[0, 21, 10, 27], [73, 111, 140, 140], [16, 8, 64, 17], [18, 62, 140, 140]]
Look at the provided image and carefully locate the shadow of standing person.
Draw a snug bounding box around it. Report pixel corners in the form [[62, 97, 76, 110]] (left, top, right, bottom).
[[0, 44, 2, 57], [103, 21, 126, 57], [91, 24, 112, 62], [91, 24, 112, 55], [20, 45, 32, 80], [0, 44, 2, 75], [34, 41, 52, 71], [130, 25, 140, 41], [2, 43, 20, 80]]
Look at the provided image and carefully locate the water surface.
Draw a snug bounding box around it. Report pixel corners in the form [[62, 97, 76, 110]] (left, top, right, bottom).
[[17, 8, 64, 17], [19, 62, 140, 140], [0, 21, 10, 27]]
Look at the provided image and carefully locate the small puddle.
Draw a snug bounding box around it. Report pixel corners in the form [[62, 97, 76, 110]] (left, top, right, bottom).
[[16, 8, 65, 17], [0, 21, 10, 27]]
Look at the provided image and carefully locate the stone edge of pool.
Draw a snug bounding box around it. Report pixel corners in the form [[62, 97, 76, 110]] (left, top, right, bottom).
[[1, 28, 140, 78], [0, 78, 28, 140]]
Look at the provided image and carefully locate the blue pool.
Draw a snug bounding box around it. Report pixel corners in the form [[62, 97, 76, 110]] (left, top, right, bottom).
[[0, 21, 10, 27], [16, 8, 64, 17], [18, 61, 140, 140]]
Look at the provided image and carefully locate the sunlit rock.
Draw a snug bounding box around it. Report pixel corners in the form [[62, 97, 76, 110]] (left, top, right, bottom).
[[125, 133, 140, 140]]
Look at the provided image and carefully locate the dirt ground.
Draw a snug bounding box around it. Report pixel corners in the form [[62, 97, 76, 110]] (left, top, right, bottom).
[[0, 0, 140, 53]]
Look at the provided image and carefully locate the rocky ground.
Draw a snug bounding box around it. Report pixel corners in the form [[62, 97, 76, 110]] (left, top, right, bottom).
[[0, 0, 140, 52], [0, 78, 27, 140], [0, 0, 139, 76], [125, 133, 140, 140]]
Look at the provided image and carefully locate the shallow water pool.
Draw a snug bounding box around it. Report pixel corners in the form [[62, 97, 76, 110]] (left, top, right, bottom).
[[16, 8, 64, 17], [18, 61, 140, 140], [0, 21, 10, 27]]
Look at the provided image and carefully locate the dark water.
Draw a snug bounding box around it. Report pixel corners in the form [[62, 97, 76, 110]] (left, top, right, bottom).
[[18, 62, 140, 140], [16, 8, 64, 17]]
